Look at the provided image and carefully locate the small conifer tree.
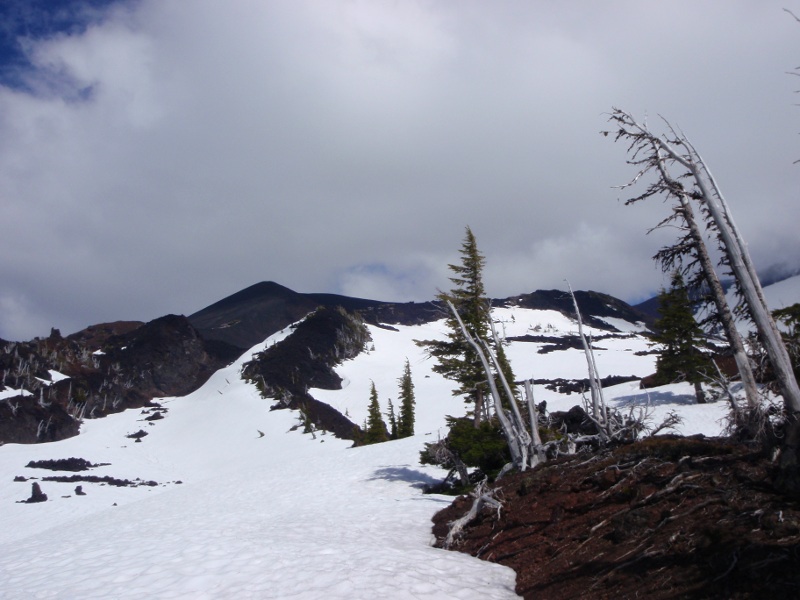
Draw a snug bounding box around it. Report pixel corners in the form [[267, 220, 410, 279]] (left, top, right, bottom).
[[417, 226, 514, 426], [364, 381, 389, 444], [773, 303, 800, 381], [651, 271, 711, 403], [397, 359, 416, 438], [386, 398, 398, 440]]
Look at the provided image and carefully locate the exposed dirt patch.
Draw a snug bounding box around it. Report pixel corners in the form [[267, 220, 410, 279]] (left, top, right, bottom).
[[432, 436, 800, 599]]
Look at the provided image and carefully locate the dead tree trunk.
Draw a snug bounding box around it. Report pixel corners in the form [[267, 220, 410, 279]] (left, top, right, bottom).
[[609, 108, 800, 491], [609, 108, 782, 412], [676, 137, 800, 414], [567, 281, 607, 426], [655, 159, 760, 412], [448, 300, 526, 470]]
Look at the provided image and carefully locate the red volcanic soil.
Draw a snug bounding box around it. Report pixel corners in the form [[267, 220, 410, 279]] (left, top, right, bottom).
[[432, 436, 800, 599]]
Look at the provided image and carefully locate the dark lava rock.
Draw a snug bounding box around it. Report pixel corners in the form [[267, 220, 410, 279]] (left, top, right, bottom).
[[21, 482, 47, 503], [26, 457, 107, 472]]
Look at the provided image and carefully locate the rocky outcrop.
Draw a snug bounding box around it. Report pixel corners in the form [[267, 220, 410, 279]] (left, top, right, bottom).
[[502, 289, 654, 331], [0, 315, 240, 445], [242, 306, 371, 440]]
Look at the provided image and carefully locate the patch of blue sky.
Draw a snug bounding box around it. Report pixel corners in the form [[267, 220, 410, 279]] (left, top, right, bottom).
[[0, 0, 122, 93]]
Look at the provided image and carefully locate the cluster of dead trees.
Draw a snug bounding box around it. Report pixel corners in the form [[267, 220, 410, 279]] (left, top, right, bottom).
[[432, 107, 800, 520]]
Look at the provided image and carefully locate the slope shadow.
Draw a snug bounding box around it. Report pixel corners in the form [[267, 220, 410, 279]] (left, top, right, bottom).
[[368, 466, 441, 489]]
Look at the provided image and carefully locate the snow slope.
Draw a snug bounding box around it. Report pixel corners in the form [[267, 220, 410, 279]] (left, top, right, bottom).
[[0, 326, 518, 599], [0, 303, 739, 598], [763, 273, 800, 311]]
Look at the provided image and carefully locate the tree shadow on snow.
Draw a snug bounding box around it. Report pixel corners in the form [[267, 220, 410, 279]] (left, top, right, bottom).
[[613, 390, 697, 407], [368, 466, 442, 489]]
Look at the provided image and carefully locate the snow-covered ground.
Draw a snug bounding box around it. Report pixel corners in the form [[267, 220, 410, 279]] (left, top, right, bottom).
[[0, 293, 785, 598], [762, 273, 800, 312]]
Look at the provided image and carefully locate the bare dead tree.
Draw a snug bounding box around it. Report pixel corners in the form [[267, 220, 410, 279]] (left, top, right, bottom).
[[443, 479, 502, 549], [607, 109, 799, 416], [447, 297, 644, 474], [447, 300, 527, 470], [566, 281, 608, 426]]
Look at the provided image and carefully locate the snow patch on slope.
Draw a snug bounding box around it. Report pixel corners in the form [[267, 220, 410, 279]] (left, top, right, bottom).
[[0, 303, 739, 598]]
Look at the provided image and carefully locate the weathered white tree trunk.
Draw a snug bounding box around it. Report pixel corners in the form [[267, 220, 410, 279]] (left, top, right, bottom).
[[524, 379, 542, 447], [653, 151, 761, 410], [523, 379, 546, 466], [654, 131, 800, 414], [611, 109, 796, 414], [447, 300, 526, 470], [566, 281, 606, 424], [487, 319, 530, 440]]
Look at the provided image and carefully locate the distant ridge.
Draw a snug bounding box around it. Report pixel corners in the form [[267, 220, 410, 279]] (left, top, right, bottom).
[[632, 266, 800, 321], [189, 281, 654, 351]]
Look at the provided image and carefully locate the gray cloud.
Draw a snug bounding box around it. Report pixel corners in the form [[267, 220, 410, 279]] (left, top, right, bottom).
[[1, 0, 798, 340]]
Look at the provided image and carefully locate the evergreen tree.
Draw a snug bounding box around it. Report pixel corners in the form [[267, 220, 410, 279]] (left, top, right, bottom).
[[651, 271, 711, 403], [397, 358, 416, 438], [773, 303, 800, 381], [418, 226, 511, 426], [493, 335, 519, 406], [364, 381, 388, 444], [386, 398, 398, 440]]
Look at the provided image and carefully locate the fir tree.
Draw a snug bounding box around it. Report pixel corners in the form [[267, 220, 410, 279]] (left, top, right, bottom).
[[386, 398, 398, 440], [773, 303, 800, 381], [397, 358, 416, 438], [418, 226, 509, 426], [364, 381, 388, 444], [651, 271, 711, 403]]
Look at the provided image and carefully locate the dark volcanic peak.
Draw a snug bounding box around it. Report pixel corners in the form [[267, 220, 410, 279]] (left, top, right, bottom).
[[189, 281, 320, 350], [195, 281, 302, 313]]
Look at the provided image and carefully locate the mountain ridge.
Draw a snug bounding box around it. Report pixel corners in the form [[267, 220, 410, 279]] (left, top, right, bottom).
[[188, 281, 655, 352], [0, 280, 654, 445]]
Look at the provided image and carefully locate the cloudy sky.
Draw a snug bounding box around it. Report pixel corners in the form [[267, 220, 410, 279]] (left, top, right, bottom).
[[0, 0, 797, 340]]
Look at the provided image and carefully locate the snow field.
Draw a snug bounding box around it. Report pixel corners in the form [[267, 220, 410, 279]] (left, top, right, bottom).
[[0, 326, 518, 599], [0, 302, 758, 598]]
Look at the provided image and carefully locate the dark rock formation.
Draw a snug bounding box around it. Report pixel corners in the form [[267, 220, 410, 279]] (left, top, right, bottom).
[[21, 482, 47, 503], [26, 457, 108, 471], [0, 315, 239, 444], [501, 289, 654, 331], [242, 306, 371, 440]]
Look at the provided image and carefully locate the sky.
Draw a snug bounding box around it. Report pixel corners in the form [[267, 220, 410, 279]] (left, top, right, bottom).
[[0, 0, 798, 341]]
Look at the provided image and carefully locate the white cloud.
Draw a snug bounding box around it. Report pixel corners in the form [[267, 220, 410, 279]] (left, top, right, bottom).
[[1, 0, 798, 339]]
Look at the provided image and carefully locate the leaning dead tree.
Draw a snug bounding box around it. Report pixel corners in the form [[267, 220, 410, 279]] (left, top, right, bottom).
[[609, 109, 760, 414], [566, 281, 607, 424], [608, 108, 800, 418], [448, 300, 533, 471], [447, 297, 652, 473], [565, 283, 653, 442]]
